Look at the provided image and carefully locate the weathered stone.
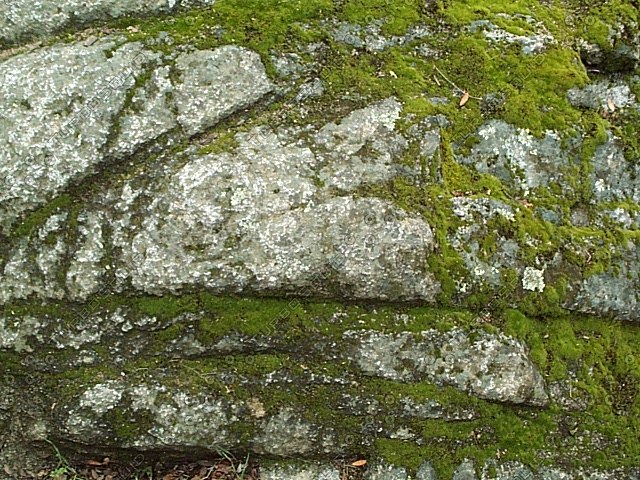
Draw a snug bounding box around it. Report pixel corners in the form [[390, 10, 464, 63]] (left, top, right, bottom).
[[261, 462, 341, 480], [1, 1, 640, 477], [468, 18, 554, 55], [567, 81, 637, 111], [0, 39, 274, 235], [589, 132, 640, 204], [172, 46, 274, 136], [0, 0, 217, 45], [345, 328, 548, 406], [453, 459, 478, 480], [0, 38, 150, 233], [364, 462, 410, 480]]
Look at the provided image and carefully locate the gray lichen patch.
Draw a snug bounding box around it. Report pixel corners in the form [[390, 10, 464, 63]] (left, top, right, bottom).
[[328, 20, 432, 53], [567, 80, 637, 111], [468, 17, 555, 55], [589, 132, 640, 204], [457, 120, 576, 196]]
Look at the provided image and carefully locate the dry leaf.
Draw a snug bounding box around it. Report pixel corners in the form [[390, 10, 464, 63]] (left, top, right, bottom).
[[607, 96, 615, 113], [247, 397, 266, 419], [351, 459, 367, 467], [459, 90, 470, 107], [85, 460, 104, 466], [389, 70, 397, 78]]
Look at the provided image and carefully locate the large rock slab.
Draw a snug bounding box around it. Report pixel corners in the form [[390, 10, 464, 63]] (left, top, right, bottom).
[[0, 97, 439, 304], [0, 39, 274, 234]]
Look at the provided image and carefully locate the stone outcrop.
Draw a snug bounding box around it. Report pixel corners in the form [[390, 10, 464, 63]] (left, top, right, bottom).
[[1, 0, 639, 478]]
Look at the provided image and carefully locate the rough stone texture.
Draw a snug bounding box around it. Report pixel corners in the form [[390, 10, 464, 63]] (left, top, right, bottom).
[[364, 462, 410, 480], [570, 239, 640, 322], [345, 328, 548, 406], [0, 39, 274, 234], [173, 47, 273, 136], [0, 303, 548, 406], [0, 0, 217, 45], [1, 0, 640, 478], [453, 459, 477, 480], [1, 96, 438, 304], [0, 38, 150, 233], [261, 462, 341, 480]]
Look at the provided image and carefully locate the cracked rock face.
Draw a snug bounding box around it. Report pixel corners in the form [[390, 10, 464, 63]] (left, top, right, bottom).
[[1, 95, 439, 303], [0, 39, 274, 234], [458, 120, 575, 195]]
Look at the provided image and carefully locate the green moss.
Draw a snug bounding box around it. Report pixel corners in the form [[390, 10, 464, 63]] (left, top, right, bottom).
[[112, 0, 332, 64], [106, 408, 155, 442], [12, 194, 73, 239], [499, 309, 640, 468], [154, 323, 187, 343], [570, 0, 639, 51], [197, 131, 239, 155], [338, 0, 423, 35], [612, 106, 640, 164], [134, 294, 200, 320]]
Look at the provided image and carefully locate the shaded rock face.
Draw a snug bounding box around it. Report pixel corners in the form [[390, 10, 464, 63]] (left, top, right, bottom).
[[0, 304, 548, 459], [1, 0, 640, 479]]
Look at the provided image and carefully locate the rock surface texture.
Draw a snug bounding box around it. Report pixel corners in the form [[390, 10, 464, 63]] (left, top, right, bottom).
[[1, 0, 639, 479]]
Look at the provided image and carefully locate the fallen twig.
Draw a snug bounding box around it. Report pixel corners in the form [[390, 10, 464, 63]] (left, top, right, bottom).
[[433, 65, 482, 100]]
